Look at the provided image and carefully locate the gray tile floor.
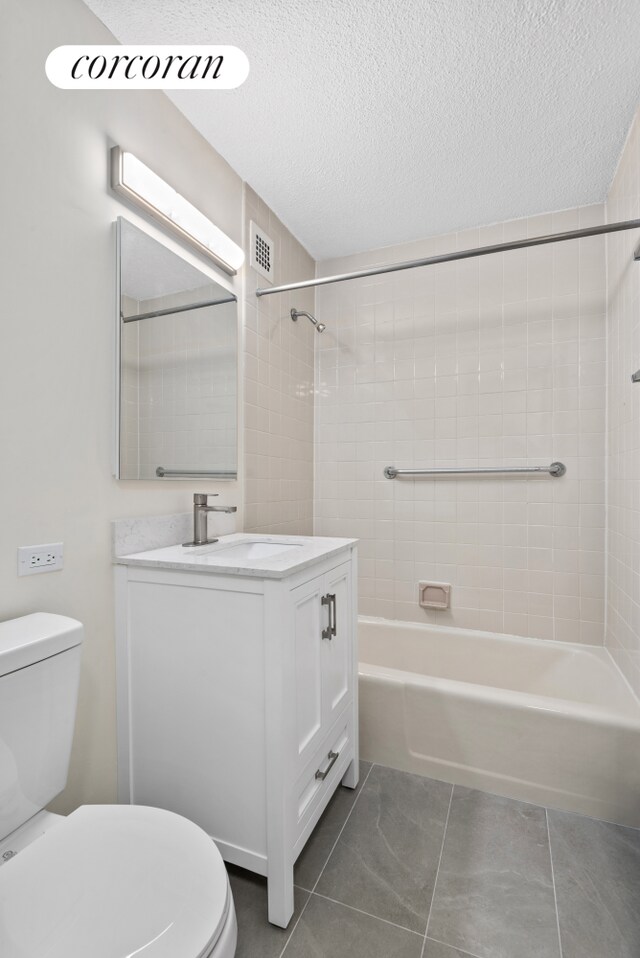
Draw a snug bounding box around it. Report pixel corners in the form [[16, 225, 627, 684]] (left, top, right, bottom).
[[228, 763, 640, 958]]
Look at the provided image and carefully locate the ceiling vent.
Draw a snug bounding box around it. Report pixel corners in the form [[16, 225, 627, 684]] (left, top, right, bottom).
[[249, 221, 274, 282]]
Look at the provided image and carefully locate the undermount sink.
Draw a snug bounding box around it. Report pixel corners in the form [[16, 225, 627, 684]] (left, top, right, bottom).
[[115, 532, 355, 578], [211, 540, 303, 561]]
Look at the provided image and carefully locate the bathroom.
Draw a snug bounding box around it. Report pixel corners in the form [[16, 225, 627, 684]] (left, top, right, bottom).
[[2, 0, 640, 956]]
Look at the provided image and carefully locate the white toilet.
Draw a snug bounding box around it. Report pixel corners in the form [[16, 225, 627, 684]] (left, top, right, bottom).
[[0, 613, 237, 957]]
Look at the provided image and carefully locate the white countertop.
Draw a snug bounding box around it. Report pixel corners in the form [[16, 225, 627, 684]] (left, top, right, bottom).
[[114, 533, 357, 579]]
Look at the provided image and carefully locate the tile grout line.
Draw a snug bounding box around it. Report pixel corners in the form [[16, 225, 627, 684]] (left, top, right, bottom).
[[546, 808, 565, 958], [277, 885, 313, 958], [423, 933, 486, 958], [421, 783, 454, 956], [310, 890, 425, 939], [310, 761, 375, 894], [278, 762, 376, 957]]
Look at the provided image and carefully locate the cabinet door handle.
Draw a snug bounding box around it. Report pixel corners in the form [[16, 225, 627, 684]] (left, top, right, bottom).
[[329, 593, 337, 637], [315, 750, 339, 780], [321, 593, 334, 640]]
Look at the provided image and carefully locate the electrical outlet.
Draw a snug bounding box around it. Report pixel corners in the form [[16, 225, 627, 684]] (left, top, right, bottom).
[[18, 543, 64, 576]]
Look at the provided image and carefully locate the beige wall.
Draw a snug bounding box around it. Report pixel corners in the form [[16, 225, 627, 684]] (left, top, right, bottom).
[[315, 206, 607, 643], [243, 184, 315, 534], [1, 0, 244, 812], [2, 0, 318, 813], [605, 104, 640, 694]]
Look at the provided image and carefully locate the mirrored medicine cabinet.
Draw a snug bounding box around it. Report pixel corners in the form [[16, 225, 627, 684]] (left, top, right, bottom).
[[115, 217, 238, 480]]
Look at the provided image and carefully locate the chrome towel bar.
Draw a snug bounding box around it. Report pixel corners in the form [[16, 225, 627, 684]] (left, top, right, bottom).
[[384, 462, 567, 479]]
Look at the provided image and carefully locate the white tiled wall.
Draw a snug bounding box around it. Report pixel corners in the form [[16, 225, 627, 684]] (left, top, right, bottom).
[[315, 206, 607, 642], [120, 288, 237, 480], [605, 105, 640, 693], [243, 184, 315, 533]]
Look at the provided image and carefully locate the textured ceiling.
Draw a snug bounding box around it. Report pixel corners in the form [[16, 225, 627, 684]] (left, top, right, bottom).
[[84, 0, 640, 260]]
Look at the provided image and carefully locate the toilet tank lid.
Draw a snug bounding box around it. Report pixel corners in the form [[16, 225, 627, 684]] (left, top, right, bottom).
[[0, 613, 83, 677]]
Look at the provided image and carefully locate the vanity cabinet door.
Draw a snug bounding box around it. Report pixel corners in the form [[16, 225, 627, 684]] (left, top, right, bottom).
[[290, 561, 354, 774], [321, 562, 352, 727], [291, 574, 325, 767]]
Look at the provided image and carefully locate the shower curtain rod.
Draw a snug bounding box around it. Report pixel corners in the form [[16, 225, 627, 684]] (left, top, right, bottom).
[[255, 218, 640, 298]]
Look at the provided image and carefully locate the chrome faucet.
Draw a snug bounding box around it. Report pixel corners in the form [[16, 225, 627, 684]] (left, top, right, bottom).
[[183, 493, 238, 547]]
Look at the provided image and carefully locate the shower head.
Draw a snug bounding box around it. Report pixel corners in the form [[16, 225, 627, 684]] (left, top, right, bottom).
[[290, 308, 326, 333]]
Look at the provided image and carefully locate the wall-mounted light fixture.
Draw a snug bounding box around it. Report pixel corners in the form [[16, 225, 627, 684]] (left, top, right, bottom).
[[110, 146, 244, 275]]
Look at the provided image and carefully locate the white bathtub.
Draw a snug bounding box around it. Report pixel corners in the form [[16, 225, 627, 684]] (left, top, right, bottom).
[[359, 616, 640, 827]]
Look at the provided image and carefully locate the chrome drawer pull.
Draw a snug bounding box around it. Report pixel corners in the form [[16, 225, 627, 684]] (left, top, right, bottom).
[[315, 750, 339, 780]]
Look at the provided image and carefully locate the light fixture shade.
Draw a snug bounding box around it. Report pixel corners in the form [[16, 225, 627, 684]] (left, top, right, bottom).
[[110, 147, 244, 275]]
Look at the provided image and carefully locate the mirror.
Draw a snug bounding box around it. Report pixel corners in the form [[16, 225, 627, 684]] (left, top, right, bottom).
[[116, 218, 238, 480]]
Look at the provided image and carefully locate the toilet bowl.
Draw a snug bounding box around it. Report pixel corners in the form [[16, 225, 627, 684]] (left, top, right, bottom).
[[0, 805, 236, 958], [0, 613, 237, 957]]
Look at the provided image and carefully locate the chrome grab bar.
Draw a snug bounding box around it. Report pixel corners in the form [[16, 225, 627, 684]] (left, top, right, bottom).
[[156, 467, 237, 479], [384, 462, 566, 479], [121, 295, 236, 324]]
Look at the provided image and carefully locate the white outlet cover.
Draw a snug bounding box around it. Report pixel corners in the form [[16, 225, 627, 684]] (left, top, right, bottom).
[[18, 543, 64, 576]]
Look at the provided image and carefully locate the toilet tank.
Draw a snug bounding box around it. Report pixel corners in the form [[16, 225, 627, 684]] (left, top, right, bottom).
[[0, 614, 83, 842]]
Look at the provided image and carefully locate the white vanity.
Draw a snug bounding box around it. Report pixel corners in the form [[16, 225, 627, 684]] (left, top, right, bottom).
[[114, 532, 358, 928]]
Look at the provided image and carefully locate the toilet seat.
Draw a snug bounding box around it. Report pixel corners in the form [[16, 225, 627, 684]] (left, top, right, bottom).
[[0, 804, 234, 958]]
